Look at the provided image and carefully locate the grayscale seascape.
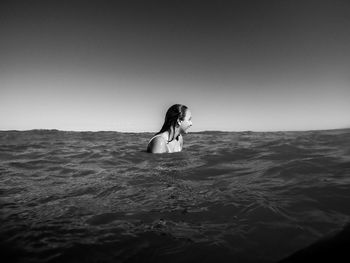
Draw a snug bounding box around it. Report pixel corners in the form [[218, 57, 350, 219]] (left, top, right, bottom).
[[1, 129, 350, 262]]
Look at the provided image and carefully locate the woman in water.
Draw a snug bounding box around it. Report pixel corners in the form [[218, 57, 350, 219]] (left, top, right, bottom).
[[147, 104, 192, 153]]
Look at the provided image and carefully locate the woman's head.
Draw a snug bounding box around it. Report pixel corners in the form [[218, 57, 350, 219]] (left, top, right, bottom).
[[157, 104, 192, 141]]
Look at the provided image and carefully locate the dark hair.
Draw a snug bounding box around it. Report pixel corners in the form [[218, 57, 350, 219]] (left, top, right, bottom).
[[156, 104, 188, 142]]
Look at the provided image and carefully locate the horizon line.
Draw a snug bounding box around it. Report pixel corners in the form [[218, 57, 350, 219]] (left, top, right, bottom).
[[1, 127, 349, 133]]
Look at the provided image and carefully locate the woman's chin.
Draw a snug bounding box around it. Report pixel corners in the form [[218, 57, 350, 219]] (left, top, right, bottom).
[[182, 129, 190, 134]]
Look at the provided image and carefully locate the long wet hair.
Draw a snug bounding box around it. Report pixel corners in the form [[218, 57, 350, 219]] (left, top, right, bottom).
[[155, 104, 188, 142]]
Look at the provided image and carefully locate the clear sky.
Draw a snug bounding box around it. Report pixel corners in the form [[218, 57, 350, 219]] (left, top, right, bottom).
[[1, 0, 349, 132]]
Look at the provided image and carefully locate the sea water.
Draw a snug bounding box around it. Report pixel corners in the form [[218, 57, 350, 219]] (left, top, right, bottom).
[[1, 129, 350, 262]]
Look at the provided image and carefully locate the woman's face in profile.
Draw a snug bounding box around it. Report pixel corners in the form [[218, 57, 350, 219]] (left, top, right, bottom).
[[179, 110, 192, 134]]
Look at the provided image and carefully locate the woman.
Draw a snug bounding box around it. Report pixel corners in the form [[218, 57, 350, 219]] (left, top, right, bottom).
[[147, 104, 192, 153]]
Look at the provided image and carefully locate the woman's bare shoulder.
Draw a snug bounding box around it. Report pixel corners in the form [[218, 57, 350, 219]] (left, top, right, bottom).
[[147, 135, 168, 153]]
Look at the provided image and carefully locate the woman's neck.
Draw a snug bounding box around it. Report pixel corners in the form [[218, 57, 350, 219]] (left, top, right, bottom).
[[167, 127, 180, 142]]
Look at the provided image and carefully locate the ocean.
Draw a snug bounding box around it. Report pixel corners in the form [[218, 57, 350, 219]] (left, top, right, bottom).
[[1, 129, 350, 262]]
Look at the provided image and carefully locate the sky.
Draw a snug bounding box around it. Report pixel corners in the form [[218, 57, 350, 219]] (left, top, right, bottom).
[[1, 0, 349, 132]]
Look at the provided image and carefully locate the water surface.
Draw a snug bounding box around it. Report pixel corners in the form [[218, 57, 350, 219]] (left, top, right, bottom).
[[1, 129, 350, 262]]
